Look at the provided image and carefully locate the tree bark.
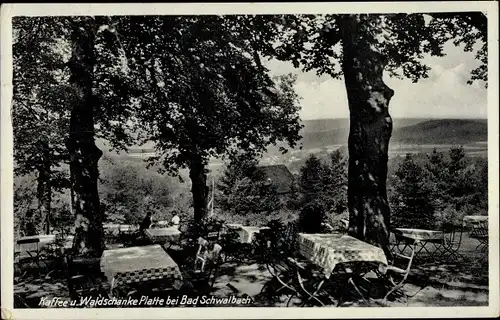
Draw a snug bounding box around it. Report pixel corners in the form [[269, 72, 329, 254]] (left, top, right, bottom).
[[36, 138, 52, 235], [67, 18, 104, 257], [189, 157, 209, 222], [338, 15, 394, 255]]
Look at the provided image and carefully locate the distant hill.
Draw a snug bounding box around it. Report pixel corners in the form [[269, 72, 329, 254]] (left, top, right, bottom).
[[300, 118, 431, 133], [101, 118, 487, 157], [298, 118, 487, 150], [392, 119, 487, 145]]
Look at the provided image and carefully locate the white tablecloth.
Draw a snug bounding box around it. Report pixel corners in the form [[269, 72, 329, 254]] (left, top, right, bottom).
[[392, 228, 444, 241], [236, 226, 269, 243], [463, 215, 488, 226], [145, 227, 181, 243]]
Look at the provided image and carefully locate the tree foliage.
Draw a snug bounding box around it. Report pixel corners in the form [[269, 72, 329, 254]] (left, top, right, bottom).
[[241, 12, 487, 248], [390, 154, 435, 229], [217, 153, 282, 216], [114, 16, 303, 221], [99, 158, 173, 225], [298, 150, 348, 231], [390, 147, 488, 229]]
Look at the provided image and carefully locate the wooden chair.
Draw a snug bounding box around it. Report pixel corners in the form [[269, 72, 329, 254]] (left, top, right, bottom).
[[288, 257, 338, 307], [206, 221, 224, 242], [259, 235, 300, 303], [65, 254, 109, 301], [380, 244, 416, 303]]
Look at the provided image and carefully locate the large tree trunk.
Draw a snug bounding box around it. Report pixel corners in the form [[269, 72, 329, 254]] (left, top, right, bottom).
[[338, 15, 394, 255], [67, 19, 104, 257], [189, 157, 209, 222]]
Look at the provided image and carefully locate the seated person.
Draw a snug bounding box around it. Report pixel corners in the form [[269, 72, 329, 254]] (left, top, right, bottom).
[[139, 212, 153, 237], [170, 211, 181, 230]]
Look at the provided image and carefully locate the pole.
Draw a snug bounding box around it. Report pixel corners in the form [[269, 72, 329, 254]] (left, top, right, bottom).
[[211, 177, 215, 215]]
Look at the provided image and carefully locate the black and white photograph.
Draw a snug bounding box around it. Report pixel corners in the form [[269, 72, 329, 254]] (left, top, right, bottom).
[[1, 2, 498, 319]]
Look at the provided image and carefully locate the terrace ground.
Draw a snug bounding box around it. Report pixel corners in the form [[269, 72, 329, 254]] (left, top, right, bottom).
[[14, 232, 489, 308]]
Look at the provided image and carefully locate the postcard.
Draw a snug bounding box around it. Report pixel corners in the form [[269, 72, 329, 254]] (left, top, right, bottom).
[[1, 2, 498, 319]]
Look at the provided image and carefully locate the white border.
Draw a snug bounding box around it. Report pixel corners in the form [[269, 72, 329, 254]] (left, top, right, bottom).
[[1, 2, 499, 319]]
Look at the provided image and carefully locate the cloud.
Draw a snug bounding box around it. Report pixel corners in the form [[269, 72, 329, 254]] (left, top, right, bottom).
[[265, 43, 487, 120]]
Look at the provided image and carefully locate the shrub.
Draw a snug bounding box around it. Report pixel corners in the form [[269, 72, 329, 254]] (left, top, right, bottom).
[[299, 199, 327, 233]]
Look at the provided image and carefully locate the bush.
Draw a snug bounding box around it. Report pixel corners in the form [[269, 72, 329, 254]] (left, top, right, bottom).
[[299, 200, 327, 233]]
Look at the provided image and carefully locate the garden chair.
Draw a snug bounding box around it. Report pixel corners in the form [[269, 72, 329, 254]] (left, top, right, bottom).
[[469, 221, 488, 252], [182, 241, 224, 295], [194, 237, 210, 272], [379, 244, 416, 303], [218, 229, 242, 263], [259, 232, 301, 303], [65, 254, 109, 302], [442, 222, 464, 261], [16, 238, 43, 270], [288, 257, 331, 307], [206, 220, 224, 242]]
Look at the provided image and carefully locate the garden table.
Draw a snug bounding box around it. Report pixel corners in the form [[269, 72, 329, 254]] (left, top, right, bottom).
[[463, 215, 488, 225], [103, 224, 138, 236], [295, 233, 388, 305], [100, 245, 183, 296], [391, 228, 445, 259], [15, 234, 74, 259], [236, 226, 270, 244], [145, 227, 182, 244], [298, 233, 388, 278], [226, 223, 243, 228], [119, 224, 138, 234]]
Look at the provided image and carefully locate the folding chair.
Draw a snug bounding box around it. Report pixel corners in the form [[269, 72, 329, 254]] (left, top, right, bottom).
[[290, 257, 330, 307], [183, 241, 224, 295], [206, 220, 224, 242], [65, 254, 109, 302], [259, 246, 300, 304], [380, 244, 416, 303], [194, 237, 210, 272], [469, 221, 488, 252], [16, 238, 43, 270], [442, 222, 464, 261]]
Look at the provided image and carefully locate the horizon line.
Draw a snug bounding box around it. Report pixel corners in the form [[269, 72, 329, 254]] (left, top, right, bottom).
[[300, 116, 488, 121]]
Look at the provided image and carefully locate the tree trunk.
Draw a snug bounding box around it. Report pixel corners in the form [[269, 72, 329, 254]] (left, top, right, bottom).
[[338, 15, 394, 255], [36, 138, 52, 235], [67, 19, 104, 257], [189, 157, 209, 222]]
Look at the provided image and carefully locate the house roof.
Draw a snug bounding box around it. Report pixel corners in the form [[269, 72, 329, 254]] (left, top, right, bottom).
[[255, 164, 294, 194]]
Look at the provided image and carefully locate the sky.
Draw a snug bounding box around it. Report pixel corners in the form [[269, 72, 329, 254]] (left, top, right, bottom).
[[265, 42, 488, 120]]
